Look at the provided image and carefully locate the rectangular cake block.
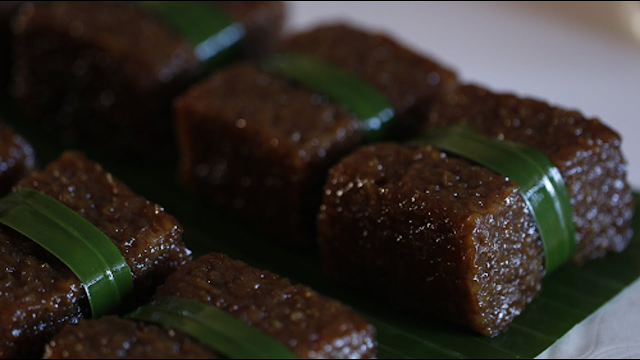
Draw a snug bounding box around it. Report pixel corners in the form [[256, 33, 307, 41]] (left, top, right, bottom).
[[318, 143, 544, 336], [44, 252, 376, 359], [0, 2, 20, 91], [425, 85, 633, 263], [0, 151, 191, 358], [317, 86, 633, 335], [175, 24, 457, 245], [0, 122, 35, 194], [45, 316, 218, 359], [11, 1, 284, 159], [282, 24, 458, 138]]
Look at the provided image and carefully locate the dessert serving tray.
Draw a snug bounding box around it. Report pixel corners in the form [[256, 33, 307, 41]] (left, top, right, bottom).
[[3, 101, 638, 359]]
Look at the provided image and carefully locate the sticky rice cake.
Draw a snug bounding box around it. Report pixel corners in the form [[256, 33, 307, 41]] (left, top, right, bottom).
[[317, 86, 633, 335], [318, 143, 542, 336], [425, 85, 633, 262], [0, 151, 190, 357], [44, 252, 376, 359], [175, 24, 456, 245], [11, 1, 284, 159]]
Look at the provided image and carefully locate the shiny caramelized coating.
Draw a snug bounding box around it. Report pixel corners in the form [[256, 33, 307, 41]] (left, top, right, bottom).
[[317, 144, 543, 336], [15, 151, 191, 294], [11, 1, 284, 159], [425, 85, 634, 263], [175, 64, 363, 246], [154, 253, 376, 358], [0, 151, 190, 358], [282, 24, 458, 137], [176, 24, 456, 245], [43, 316, 218, 359], [46, 253, 376, 359], [0, 227, 83, 358], [0, 122, 35, 194]]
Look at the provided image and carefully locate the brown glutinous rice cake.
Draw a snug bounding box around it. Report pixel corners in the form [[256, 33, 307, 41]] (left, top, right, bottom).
[[11, 1, 285, 159], [175, 24, 457, 246], [317, 85, 633, 336], [0, 151, 191, 358], [44, 252, 376, 359]]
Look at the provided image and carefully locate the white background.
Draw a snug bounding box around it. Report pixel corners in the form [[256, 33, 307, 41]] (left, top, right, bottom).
[[286, 2, 640, 358]]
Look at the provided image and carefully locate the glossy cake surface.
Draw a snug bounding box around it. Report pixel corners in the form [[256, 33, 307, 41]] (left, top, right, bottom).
[[46, 252, 377, 359], [318, 143, 543, 335], [176, 24, 457, 245], [0, 151, 190, 357], [426, 85, 633, 262]]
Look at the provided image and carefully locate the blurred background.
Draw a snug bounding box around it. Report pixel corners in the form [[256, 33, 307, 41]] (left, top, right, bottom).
[[289, 1, 640, 187]]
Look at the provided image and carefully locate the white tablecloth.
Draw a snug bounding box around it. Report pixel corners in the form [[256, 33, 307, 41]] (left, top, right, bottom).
[[288, 1, 640, 358]]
